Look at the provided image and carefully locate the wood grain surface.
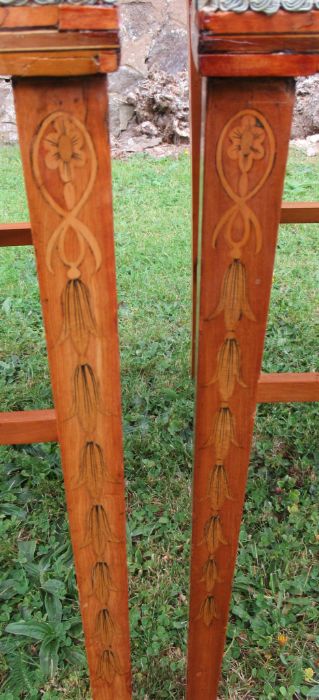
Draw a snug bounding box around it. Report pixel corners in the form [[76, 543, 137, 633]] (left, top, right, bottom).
[[13, 75, 132, 700], [186, 78, 295, 700]]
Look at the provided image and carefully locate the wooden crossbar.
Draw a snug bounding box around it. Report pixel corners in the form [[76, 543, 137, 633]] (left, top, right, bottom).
[[280, 201, 319, 223], [0, 408, 57, 444], [1, 202, 319, 248], [256, 371, 319, 402], [1, 373, 318, 445], [0, 222, 33, 246]]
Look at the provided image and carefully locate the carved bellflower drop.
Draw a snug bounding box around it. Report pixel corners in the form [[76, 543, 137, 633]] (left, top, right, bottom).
[[208, 463, 232, 511], [201, 557, 221, 591], [202, 405, 238, 460], [97, 648, 122, 684], [206, 332, 246, 401], [208, 260, 255, 331], [204, 515, 227, 554], [62, 279, 97, 355], [199, 595, 219, 626]]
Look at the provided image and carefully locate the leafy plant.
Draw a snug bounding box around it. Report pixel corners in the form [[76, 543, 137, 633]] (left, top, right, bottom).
[[0, 146, 318, 698]]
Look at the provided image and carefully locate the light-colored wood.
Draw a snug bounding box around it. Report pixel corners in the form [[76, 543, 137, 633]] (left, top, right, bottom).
[[0, 5, 117, 31], [0, 6, 59, 30], [59, 5, 118, 31], [0, 409, 57, 444], [0, 30, 118, 52], [199, 53, 319, 78], [13, 75, 132, 700], [0, 50, 119, 77], [187, 78, 295, 700], [197, 8, 319, 34]]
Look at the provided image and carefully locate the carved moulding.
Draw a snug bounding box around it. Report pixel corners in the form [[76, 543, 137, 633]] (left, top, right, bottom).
[[198, 0, 319, 12]]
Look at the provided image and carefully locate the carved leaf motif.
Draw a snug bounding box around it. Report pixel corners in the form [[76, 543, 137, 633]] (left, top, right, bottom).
[[207, 335, 246, 401], [96, 608, 115, 646], [199, 595, 218, 626], [87, 505, 113, 557], [97, 648, 122, 684], [91, 562, 113, 605], [201, 557, 220, 592], [204, 515, 227, 554], [62, 279, 97, 355], [73, 364, 99, 433], [208, 260, 255, 331], [203, 406, 238, 461], [208, 463, 232, 511], [80, 442, 107, 499]]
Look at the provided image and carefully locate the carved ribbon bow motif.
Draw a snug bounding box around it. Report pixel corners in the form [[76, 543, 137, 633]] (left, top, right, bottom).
[[32, 111, 101, 278]]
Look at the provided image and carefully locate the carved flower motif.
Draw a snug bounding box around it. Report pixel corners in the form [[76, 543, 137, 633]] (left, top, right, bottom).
[[228, 115, 265, 173], [44, 116, 86, 184]]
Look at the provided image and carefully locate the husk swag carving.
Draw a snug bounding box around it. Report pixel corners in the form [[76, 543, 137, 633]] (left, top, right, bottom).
[[31, 111, 123, 684], [199, 109, 275, 625]]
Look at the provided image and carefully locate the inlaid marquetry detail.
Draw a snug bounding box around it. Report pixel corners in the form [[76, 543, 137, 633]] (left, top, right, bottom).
[[199, 108, 276, 626]]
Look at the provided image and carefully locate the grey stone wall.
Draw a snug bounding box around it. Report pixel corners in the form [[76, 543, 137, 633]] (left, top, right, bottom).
[[0, 0, 188, 144], [0, 78, 16, 144], [1, 4, 319, 146]]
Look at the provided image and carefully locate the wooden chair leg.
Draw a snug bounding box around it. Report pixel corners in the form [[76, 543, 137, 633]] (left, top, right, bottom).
[[13, 75, 131, 700], [186, 77, 295, 699]]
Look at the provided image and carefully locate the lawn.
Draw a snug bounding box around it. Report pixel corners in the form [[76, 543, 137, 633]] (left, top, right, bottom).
[[0, 145, 318, 700]]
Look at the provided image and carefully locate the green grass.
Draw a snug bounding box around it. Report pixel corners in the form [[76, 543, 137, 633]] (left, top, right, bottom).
[[0, 145, 318, 700]]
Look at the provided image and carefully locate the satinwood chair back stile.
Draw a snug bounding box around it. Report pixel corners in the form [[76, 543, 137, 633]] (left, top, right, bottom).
[[0, 3, 132, 698], [0, 1, 318, 698], [186, 1, 319, 697]]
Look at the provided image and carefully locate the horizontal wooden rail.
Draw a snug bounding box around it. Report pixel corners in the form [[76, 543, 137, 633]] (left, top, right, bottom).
[[0, 409, 57, 445], [257, 372, 319, 403], [0, 223, 33, 247], [1, 204, 319, 248], [280, 201, 319, 224], [0, 374, 318, 445]]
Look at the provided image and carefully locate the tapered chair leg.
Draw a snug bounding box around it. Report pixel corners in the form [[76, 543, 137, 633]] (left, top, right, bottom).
[[186, 77, 295, 699], [13, 75, 132, 700]]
